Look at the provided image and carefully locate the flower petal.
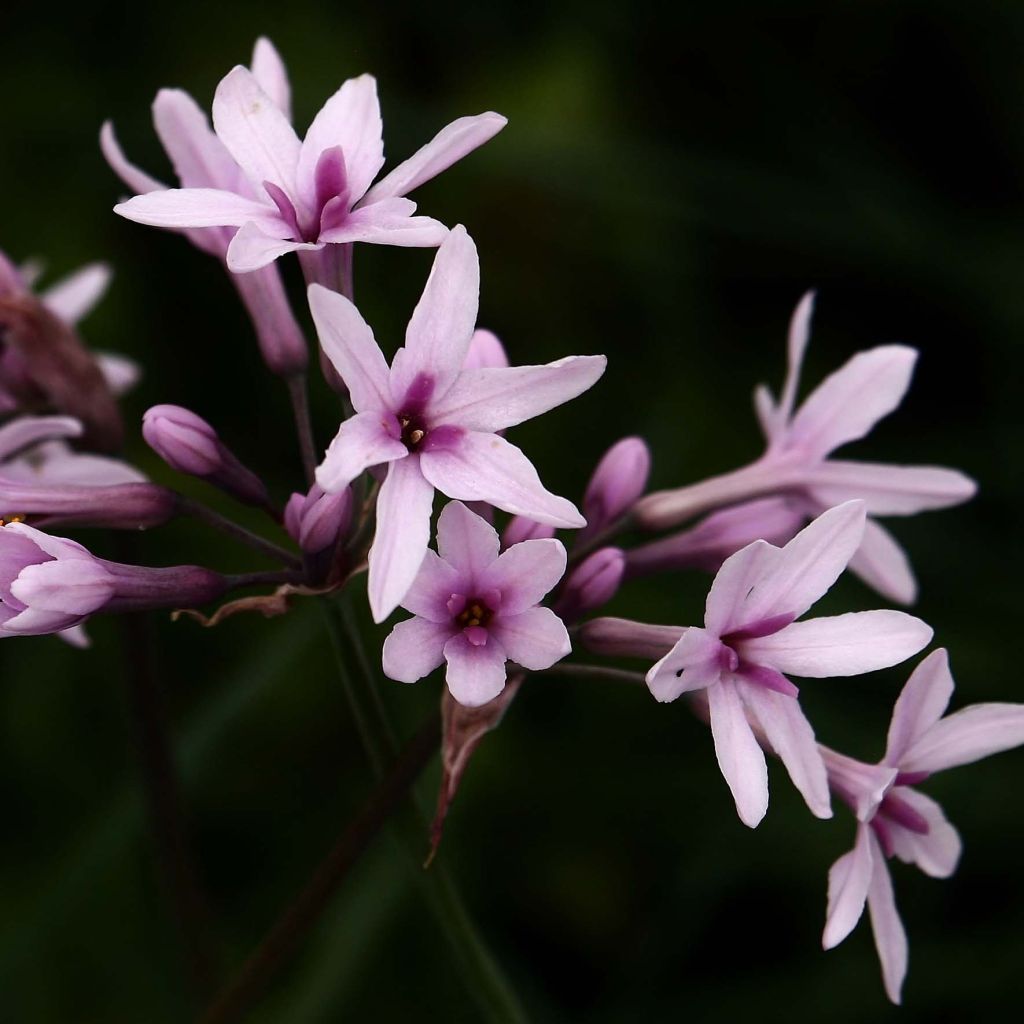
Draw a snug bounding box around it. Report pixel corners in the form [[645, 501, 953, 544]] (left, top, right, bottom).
[[742, 685, 831, 819], [382, 615, 452, 683], [153, 88, 241, 191], [250, 37, 292, 120], [115, 188, 286, 231], [393, 225, 479, 403], [787, 345, 917, 461], [776, 290, 816, 427], [319, 202, 447, 247], [96, 352, 141, 397], [741, 500, 866, 622], [865, 837, 908, 1005], [847, 517, 917, 605], [428, 355, 607, 433], [0, 416, 82, 462], [316, 411, 406, 493], [820, 746, 898, 821], [901, 701, 1024, 776], [704, 538, 779, 636], [362, 112, 507, 204], [420, 431, 584, 528], [307, 284, 393, 413], [492, 607, 570, 670], [822, 823, 873, 949], [482, 538, 566, 614], [401, 550, 462, 622], [100, 121, 167, 194], [884, 648, 954, 766], [367, 456, 435, 623], [226, 221, 318, 272], [805, 459, 977, 516], [707, 678, 769, 828], [886, 787, 961, 878], [646, 627, 722, 702], [742, 611, 932, 678], [443, 632, 508, 707], [435, 500, 500, 580], [41, 263, 111, 325], [297, 74, 383, 207], [10, 558, 115, 615], [463, 329, 509, 371]]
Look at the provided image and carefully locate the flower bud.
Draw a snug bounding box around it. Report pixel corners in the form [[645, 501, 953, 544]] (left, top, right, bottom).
[[284, 484, 354, 554], [553, 547, 625, 623], [501, 515, 556, 548], [143, 404, 268, 508], [463, 329, 509, 370], [577, 616, 685, 660], [582, 437, 651, 536], [0, 477, 177, 529]]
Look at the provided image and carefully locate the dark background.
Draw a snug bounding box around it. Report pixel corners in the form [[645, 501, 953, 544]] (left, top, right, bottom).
[[2, 1, 1023, 1020]]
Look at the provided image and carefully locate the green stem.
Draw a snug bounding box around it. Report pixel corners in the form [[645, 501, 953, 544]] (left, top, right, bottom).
[[317, 594, 529, 1023]]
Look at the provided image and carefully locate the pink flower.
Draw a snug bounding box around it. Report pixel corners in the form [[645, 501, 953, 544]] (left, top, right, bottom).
[[645, 501, 933, 827], [311, 226, 605, 621], [634, 293, 976, 603], [382, 501, 570, 707], [820, 649, 1024, 1003], [111, 41, 506, 273]]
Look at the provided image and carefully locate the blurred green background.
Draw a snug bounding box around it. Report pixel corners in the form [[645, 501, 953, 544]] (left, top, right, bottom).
[[2, 0, 1023, 1020]]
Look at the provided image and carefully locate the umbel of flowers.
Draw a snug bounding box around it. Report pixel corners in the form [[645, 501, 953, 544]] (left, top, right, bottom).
[[0, 34, 1020, 1012]]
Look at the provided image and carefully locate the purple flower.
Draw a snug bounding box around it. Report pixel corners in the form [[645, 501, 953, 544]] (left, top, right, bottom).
[[382, 501, 570, 707], [101, 39, 309, 376], [111, 41, 506, 274], [634, 293, 976, 603], [820, 649, 1024, 1003], [311, 227, 605, 621], [645, 501, 933, 827]]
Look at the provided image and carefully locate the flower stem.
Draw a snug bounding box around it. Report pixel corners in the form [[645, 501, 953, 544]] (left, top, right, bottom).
[[540, 662, 648, 686], [178, 496, 301, 570], [318, 594, 529, 1023], [286, 374, 318, 487]]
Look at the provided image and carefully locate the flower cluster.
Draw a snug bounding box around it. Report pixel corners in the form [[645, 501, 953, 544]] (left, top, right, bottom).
[[2, 34, 1020, 1011]]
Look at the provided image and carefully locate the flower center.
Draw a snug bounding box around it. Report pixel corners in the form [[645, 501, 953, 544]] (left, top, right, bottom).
[[398, 414, 428, 452], [455, 599, 494, 629]]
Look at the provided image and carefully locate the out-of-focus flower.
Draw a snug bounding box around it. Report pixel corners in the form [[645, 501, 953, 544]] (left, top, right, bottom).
[[645, 501, 932, 827], [634, 293, 976, 603], [312, 227, 605, 621], [382, 501, 570, 707], [820, 648, 1024, 1003]]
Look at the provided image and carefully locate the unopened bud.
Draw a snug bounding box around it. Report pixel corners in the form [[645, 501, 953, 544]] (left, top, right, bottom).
[[577, 616, 685, 660], [501, 515, 556, 548], [284, 484, 353, 554], [553, 547, 625, 622], [582, 437, 651, 536]]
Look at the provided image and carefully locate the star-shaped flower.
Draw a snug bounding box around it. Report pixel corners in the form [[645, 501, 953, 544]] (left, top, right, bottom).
[[311, 226, 605, 621]]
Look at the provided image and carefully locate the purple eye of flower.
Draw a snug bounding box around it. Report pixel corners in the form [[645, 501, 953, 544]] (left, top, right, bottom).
[[454, 598, 494, 630], [398, 413, 428, 451]]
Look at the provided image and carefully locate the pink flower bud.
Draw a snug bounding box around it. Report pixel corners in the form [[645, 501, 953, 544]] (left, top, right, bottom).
[[284, 484, 353, 554], [553, 546, 625, 622], [501, 515, 556, 548], [577, 616, 685, 660], [143, 404, 268, 507], [582, 437, 650, 535], [0, 477, 177, 529]]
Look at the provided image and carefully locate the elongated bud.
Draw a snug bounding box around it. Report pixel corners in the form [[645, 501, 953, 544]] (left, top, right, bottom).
[[284, 484, 353, 554], [626, 497, 805, 579], [143, 404, 268, 507], [0, 477, 176, 529], [99, 560, 228, 612], [553, 547, 625, 623], [501, 515, 556, 548], [582, 437, 650, 536], [577, 616, 685, 660]]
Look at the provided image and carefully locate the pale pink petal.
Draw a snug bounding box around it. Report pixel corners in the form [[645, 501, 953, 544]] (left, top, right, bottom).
[[707, 678, 769, 828], [226, 221, 319, 272], [0, 415, 81, 462], [886, 788, 961, 878], [741, 685, 831, 818], [315, 411, 407, 493], [443, 632, 508, 707], [212, 66, 302, 201], [100, 121, 167, 194], [382, 616, 452, 683], [865, 838, 908, 1005], [58, 624, 91, 649], [741, 611, 932, 678], [319, 202, 447, 247], [822, 823, 874, 949], [9, 442, 147, 487], [297, 74, 383, 207], [41, 263, 111, 325], [847, 517, 917, 605], [361, 112, 507, 204], [307, 284, 392, 413], [428, 355, 607, 433], [777, 290, 815, 426], [483, 538, 567, 614], [395, 225, 479, 402], [152, 88, 241, 191], [250, 37, 291, 120], [491, 607, 570, 670], [704, 538, 779, 636], [787, 345, 917, 461], [741, 500, 866, 622], [646, 628, 722, 702], [752, 383, 777, 442], [367, 456, 435, 623], [820, 746, 898, 821], [95, 352, 141, 396], [11, 559, 115, 615], [884, 648, 953, 766], [901, 702, 1024, 776], [401, 550, 462, 622], [2, 523, 92, 561], [435, 500, 500, 577], [420, 431, 584, 528], [463, 329, 508, 370], [805, 459, 977, 516], [115, 188, 286, 231]]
